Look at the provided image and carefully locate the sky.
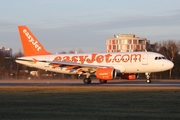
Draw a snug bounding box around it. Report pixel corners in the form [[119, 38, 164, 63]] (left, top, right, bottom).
[[0, 0, 180, 54]]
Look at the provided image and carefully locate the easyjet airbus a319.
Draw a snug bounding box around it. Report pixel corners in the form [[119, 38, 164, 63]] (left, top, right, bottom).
[[16, 26, 174, 84]]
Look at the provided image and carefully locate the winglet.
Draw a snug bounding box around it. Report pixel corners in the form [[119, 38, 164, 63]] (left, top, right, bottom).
[[32, 58, 38, 64], [18, 26, 51, 56]]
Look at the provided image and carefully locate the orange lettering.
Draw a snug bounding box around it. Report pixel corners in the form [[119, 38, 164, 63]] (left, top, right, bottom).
[[122, 54, 129, 62], [54, 56, 62, 61], [96, 55, 104, 63], [114, 54, 121, 63], [53, 53, 141, 64], [105, 54, 112, 63], [79, 55, 88, 64], [86, 54, 97, 63], [72, 56, 78, 63], [130, 54, 141, 62], [63, 56, 70, 62]]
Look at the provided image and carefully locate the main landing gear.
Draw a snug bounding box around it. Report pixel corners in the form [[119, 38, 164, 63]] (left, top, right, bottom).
[[83, 78, 92, 84], [99, 80, 107, 83], [83, 78, 108, 84], [83, 73, 108, 84], [145, 72, 151, 83], [83, 73, 92, 84]]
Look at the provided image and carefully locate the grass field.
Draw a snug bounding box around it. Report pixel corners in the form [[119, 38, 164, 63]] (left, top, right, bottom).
[[0, 86, 180, 120]]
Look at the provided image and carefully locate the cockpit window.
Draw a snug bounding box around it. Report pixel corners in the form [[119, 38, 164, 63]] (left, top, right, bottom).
[[162, 57, 167, 59], [155, 56, 167, 60]]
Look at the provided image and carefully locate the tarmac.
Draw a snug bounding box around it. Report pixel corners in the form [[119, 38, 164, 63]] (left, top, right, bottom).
[[0, 79, 180, 87]]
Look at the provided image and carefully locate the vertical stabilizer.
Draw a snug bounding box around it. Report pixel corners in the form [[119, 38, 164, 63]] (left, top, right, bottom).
[[18, 26, 51, 56]]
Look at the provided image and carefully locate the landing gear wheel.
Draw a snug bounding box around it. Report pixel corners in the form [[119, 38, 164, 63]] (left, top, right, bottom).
[[145, 72, 151, 84], [83, 78, 92, 84], [146, 79, 151, 83], [99, 79, 107, 83]]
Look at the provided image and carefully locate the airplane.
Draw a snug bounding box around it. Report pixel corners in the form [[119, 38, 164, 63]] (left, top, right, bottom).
[[16, 26, 174, 84]]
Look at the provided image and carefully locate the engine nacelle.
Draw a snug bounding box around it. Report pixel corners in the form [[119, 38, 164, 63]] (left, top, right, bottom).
[[96, 68, 116, 80], [120, 73, 136, 80]]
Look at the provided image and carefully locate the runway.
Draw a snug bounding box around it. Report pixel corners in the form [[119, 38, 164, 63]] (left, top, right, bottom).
[[0, 79, 180, 87]]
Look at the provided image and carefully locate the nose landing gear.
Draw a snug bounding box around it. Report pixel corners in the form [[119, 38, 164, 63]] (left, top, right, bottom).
[[145, 72, 151, 83]]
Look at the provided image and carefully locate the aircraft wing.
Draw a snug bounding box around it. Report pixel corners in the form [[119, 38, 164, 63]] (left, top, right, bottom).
[[49, 60, 114, 73], [49, 60, 111, 68], [16, 58, 111, 68]]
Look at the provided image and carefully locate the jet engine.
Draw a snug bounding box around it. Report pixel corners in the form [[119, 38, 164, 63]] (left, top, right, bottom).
[[96, 68, 117, 80], [120, 73, 136, 80]]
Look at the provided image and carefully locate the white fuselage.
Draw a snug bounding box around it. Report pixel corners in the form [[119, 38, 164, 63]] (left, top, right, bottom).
[[16, 52, 174, 75]]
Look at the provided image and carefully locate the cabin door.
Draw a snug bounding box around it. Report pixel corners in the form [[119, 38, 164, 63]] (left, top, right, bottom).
[[142, 53, 148, 65]]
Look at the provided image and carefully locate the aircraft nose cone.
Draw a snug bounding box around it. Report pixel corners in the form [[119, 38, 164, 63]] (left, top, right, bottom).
[[168, 61, 174, 69]]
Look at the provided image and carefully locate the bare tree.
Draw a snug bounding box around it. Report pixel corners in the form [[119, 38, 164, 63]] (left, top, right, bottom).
[[0, 51, 4, 69], [12, 51, 25, 79], [77, 48, 83, 53], [59, 51, 66, 54], [156, 40, 179, 78], [68, 50, 75, 54]]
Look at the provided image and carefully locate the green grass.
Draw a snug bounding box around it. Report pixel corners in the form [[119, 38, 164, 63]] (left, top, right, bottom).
[[0, 86, 180, 120]]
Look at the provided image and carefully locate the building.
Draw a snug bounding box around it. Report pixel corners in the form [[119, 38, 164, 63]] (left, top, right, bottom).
[[106, 34, 148, 52], [0, 46, 12, 56], [146, 41, 156, 51]]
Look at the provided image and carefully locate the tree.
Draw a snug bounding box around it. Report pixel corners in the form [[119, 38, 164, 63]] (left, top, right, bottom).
[[156, 40, 179, 78], [0, 51, 4, 69], [77, 48, 83, 53], [59, 51, 66, 54], [68, 50, 75, 54], [13, 51, 25, 79]]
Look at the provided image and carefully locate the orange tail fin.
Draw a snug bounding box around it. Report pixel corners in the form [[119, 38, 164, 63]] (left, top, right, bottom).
[[18, 26, 51, 56]]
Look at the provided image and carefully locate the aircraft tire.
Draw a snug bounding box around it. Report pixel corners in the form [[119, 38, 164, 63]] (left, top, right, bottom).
[[146, 79, 151, 83], [99, 79, 107, 83], [83, 78, 92, 84]]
